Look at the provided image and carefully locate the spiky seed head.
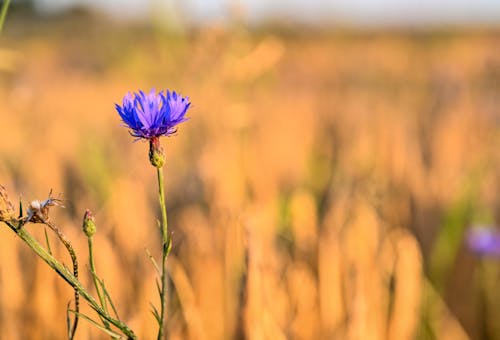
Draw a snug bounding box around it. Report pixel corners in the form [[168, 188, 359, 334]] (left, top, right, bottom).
[[0, 185, 15, 222]]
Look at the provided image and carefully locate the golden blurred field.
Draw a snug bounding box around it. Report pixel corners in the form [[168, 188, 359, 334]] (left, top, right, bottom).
[[0, 8, 500, 340]]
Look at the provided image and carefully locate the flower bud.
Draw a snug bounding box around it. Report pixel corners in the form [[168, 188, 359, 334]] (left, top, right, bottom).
[[149, 137, 165, 168], [82, 209, 97, 238]]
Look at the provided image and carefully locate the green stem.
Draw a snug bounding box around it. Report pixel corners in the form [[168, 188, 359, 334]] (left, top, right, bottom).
[[4, 221, 137, 339], [88, 236, 111, 329], [157, 167, 171, 340], [45, 221, 80, 340], [0, 0, 10, 33]]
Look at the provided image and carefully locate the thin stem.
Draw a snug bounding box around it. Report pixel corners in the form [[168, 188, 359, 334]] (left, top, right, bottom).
[[4, 221, 137, 339], [44, 220, 80, 340], [0, 0, 10, 33], [157, 166, 171, 340], [88, 236, 111, 329]]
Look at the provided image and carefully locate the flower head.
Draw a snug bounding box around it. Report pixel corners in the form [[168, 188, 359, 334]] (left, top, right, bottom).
[[466, 227, 500, 257], [115, 89, 190, 140]]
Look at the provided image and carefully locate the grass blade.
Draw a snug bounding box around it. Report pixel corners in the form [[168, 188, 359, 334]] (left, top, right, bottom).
[[149, 302, 161, 324], [0, 0, 10, 34], [68, 309, 122, 339], [18, 198, 23, 219], [97, 278, 121, 321], [146, 248, 161, 276], [44, 227, 53, 255], [66, 303, 72, 340]]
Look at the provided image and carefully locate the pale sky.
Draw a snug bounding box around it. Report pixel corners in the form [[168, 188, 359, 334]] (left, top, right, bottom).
[[33, 0, 500, 26]]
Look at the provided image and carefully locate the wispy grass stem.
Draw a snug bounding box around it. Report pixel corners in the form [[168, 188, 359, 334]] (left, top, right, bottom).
[[3, 220, 137, 339]]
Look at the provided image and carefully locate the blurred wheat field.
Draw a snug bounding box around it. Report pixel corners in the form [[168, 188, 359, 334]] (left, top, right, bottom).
[[0, 9, 499, 340]]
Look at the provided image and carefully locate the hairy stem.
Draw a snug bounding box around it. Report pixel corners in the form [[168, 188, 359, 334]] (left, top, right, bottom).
[[157, 167, 171, 340]]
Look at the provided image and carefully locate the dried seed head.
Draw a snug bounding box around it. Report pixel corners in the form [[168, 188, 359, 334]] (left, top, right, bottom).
[[25, 191, 64, 223], [0, 185, 15, 222], [82, 209, 97, 238]]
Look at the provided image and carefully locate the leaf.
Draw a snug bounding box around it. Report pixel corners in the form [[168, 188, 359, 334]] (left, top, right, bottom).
[[156, 279, 161, 298], [68, 310, 122, 339], [18, 198, 23, 219], [99, 278, 120, 321], [149, 302, 161, 324], [66, 303, 72, 340], [146, 248, 161, 276], [0, 0, 12, 34], [44, 228, 53, 255], [89, 269, 108, 311], [66, 300, 79, 340]]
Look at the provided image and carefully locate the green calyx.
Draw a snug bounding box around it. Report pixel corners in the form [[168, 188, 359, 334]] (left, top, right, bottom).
[[149, 137, 165, 168]]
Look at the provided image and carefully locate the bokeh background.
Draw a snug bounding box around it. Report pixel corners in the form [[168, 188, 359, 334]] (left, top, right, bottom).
[[0, 0, 499, 339]]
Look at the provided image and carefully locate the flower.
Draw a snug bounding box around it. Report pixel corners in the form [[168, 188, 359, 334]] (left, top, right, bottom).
[[466, 227, 500, 257], [115, 89, 190, 140]]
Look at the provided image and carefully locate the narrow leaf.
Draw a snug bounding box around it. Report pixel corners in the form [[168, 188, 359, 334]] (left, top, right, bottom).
[[68, 310, 122, 339], [99, 279, 120, 321], [0, 0, 11, 34], [149, 302, 161, 324], [146, 248, 161, 276], [156, 279, 161, 298], [89, 268, 108, 311], [44, 228, 53, 255], [18, 198, 23, 219], [66, 303, 72, 340]]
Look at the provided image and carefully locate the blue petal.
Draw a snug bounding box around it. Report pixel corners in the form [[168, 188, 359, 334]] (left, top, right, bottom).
[[116, 89, 191, 139]]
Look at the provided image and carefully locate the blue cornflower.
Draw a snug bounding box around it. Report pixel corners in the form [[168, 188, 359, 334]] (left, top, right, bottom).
[[466, 227, 500, 257], [115, 89, 190, 140]]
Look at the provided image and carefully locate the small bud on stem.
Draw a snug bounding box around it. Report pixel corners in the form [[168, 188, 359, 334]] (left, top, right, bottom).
[[82, 209, 97, 238]]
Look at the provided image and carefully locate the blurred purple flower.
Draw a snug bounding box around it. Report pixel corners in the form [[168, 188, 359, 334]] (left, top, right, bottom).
[[115, 89, 190, 140], [466, 227, 500, 257]]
